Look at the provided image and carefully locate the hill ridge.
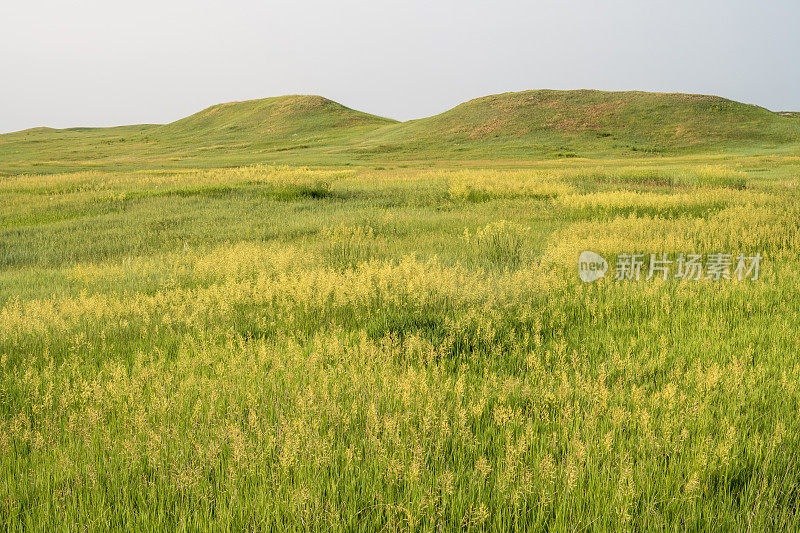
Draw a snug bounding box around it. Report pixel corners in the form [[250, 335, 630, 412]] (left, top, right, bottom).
[[349, 89, 799, 158], [2, 89, 799, 173], [158, 94, 397, 138]]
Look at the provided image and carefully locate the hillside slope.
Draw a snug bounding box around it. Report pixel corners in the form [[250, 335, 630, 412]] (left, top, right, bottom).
[[159, 95, 396, 140], [1, 90, 799, 173], [356, 90, 800, 157], [0, 96, 397, 174]]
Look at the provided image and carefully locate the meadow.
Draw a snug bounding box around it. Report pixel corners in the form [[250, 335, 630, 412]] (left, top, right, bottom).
[[1, 153, 799, 531]]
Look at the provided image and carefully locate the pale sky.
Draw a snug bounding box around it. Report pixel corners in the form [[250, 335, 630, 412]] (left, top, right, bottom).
[[1, 0, 799, 133]]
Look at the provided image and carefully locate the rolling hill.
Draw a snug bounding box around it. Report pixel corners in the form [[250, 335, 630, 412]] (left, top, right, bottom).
[[0, 95, 396, 174], [159, 95, 397, 141], [1, 90, 799, 173], [356, 90, 800, 157]]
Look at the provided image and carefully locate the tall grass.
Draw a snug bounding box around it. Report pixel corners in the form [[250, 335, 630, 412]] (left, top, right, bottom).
[[1, 163, 799, 530]]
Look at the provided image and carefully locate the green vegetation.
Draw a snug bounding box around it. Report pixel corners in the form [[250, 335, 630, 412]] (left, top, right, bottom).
[[0, 95, 397, 175], [2, 90, 799, 175], [360, 90, 800, 158], [1, 92, 800, 530]]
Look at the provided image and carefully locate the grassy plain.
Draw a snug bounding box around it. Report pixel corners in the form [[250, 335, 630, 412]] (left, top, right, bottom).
[[1, 151, 800, 530], [2, 89, 800, 530]]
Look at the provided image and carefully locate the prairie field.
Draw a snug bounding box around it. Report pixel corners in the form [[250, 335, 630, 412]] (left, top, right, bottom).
[[1, 156, 800, 531]]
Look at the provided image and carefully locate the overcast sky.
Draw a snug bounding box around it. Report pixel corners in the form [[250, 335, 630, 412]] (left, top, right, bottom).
[[1, 0, 799, 133]]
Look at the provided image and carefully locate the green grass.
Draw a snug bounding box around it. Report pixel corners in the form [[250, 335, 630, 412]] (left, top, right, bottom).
[[1, 158, 800, 530], [2, 90, 799, 175], [2, 91, 800, 529], [0, 95, 396, 175], [356, 90, 800, 158]]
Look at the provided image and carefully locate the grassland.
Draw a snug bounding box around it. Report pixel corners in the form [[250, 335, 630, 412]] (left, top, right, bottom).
[[1, 91, 800, 530], [2, 90, 799, 176]]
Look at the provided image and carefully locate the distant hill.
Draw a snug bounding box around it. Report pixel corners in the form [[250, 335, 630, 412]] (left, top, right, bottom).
[[2, 90, 799, 173], [356, 90, 800, 157], [159, 95, 397, 140], [0, 96, 396, 173]]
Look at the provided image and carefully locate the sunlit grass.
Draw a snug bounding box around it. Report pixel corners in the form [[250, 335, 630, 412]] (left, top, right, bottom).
[[1, 163, 799, 530]]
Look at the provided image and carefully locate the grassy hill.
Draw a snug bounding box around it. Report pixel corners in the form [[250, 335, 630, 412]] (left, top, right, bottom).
[[0, 95, 396, 174], [355, 90, 800, 158], [2, 90, 799, 174], [159, 94, 396, 141]]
